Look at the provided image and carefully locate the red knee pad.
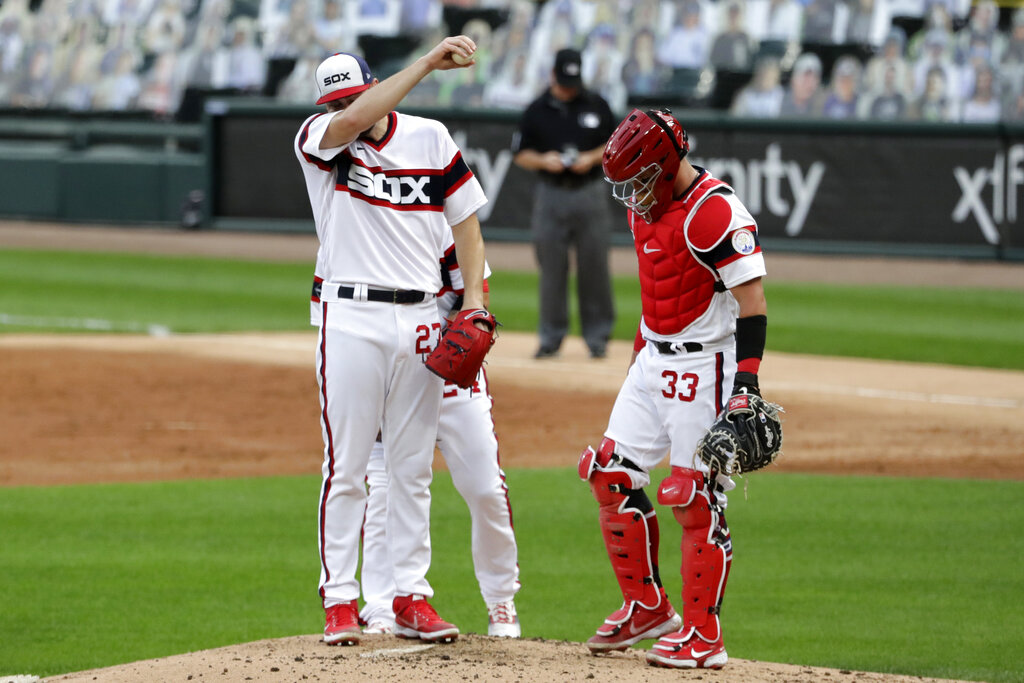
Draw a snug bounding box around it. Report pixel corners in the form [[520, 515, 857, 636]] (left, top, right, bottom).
[[580, 441, 633, 507], [579, 437, 619, 481], [657, 466, 703, 508]]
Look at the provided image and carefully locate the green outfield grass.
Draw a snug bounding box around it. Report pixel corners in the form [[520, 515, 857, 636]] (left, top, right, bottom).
[[1, 249, 1023, 369], [1, 471, 1021, 681]]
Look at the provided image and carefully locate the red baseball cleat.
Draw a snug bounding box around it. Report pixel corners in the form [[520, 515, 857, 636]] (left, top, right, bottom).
[[586, 595, 682, 653], [646, 628, 728, 669], [323, 600, 361, 645], [392, 594, 460, 643]]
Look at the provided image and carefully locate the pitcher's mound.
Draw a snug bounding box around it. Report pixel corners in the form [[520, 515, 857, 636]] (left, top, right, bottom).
[[44, 634, 970, 683]]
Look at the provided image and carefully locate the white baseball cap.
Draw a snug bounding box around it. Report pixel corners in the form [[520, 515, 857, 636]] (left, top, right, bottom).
[[314, 52, 374, 105]]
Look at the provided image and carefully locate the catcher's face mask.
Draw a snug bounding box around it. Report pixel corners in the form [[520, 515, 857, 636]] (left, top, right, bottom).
[[606, 165, 664, 223]]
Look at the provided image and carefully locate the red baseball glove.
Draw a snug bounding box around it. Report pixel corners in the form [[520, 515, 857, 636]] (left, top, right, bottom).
[[424, 309, 498, 389]]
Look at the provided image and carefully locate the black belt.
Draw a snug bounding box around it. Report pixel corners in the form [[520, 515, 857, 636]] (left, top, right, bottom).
[[340, 285, 427, 304], [312, 280, 428, 304], [653, 341, 703, 354]]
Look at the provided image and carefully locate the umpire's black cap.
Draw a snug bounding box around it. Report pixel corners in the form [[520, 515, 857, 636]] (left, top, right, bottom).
[[553, 48, 583, 89]]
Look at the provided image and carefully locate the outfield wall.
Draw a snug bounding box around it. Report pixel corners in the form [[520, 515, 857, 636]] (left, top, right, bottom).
[[1, 105, 1022, 261]]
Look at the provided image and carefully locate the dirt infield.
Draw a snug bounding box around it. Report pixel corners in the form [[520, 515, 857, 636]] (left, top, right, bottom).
[[3, 332, 1023, 487], [4, 221, 1022, 682]]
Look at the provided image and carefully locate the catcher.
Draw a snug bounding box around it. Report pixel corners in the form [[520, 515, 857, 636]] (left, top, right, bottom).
[[578, 109, 783, 669]]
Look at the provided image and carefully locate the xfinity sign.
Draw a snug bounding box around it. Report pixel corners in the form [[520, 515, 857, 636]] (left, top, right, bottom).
[[952, 144, 1024, 245], [690, 143, 825, 237]]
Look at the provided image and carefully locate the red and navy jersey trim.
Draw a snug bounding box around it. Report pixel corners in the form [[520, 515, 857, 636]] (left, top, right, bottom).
[[695, 226, 761, 271], [298, 113, 336, 172], [443, 152, 473, 197], [438, 243, 458, 294], [363, 112, 397, 150]]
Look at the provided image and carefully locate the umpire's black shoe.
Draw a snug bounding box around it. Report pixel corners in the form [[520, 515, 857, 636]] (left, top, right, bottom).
[[589, 346, 607, 359], [534, 345, 560, 359]]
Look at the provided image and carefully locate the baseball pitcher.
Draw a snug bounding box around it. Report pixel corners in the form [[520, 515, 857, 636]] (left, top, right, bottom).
[[296, 36, 489, 647]]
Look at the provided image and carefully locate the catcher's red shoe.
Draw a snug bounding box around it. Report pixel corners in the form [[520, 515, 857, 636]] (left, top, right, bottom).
[[586, 596, 682, 653], [324, 600, 361, 645], [392, 594, 460, 643], [646, 628, 728, 669]]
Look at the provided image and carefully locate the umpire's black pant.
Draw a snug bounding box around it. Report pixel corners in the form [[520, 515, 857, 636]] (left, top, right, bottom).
[[530, 178, 616, 354]]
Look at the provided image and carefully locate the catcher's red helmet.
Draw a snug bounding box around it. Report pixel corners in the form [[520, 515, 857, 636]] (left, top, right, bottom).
[[602, 108, 689, 223]]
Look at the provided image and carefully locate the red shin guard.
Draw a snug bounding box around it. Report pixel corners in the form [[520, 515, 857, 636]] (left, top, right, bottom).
[[659, 467, 732, 639], [580, 440, 662, 609]]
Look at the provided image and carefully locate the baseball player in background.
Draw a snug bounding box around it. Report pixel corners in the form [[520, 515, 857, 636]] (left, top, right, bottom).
[[360, 241, 522, 638], [578, 109, 772, 669], [295, 36, 488, 646]]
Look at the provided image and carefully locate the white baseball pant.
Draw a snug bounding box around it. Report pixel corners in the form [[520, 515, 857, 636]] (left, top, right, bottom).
[[360, 368, 520, 623], [316, 297, 443, 607], [604, 342, 737, 504]]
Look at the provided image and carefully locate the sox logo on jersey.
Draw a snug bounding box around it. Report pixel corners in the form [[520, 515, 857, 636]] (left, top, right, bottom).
[[336, 154, 473, 211]]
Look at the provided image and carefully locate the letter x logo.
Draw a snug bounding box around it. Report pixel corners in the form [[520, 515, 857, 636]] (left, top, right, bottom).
[[339, 72, 351, 82], [952, 165, 999, 244]]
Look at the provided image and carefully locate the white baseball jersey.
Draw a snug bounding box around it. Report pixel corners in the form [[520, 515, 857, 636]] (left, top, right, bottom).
[[296, 110, 487, 292], [629, 173, 766, 353], [436, 234, 492, 323]]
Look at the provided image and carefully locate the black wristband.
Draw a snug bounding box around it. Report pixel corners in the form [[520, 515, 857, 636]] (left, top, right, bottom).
[[735, 314, 767, 362]]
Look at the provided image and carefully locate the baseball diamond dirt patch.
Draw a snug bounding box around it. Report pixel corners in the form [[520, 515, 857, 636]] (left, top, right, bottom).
[[2, 332, 1024, 486], [3, 221, 1022, 682]]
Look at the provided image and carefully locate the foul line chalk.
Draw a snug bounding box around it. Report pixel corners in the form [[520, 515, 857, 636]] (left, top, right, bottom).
[[492, 359, 1021, 409], [769, 381, 1020, 409], [0, 312, 170, 336]]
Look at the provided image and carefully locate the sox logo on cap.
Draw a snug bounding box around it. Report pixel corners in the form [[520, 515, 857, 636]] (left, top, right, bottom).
[[315, 53, 375, 105]]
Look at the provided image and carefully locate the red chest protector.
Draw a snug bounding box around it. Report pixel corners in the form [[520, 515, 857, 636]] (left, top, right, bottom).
[[630, 174, 732, 336]]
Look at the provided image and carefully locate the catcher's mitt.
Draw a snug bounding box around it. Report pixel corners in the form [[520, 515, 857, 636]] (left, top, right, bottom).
[[424, 309, 498, 389], [695, 391, 783, 475]]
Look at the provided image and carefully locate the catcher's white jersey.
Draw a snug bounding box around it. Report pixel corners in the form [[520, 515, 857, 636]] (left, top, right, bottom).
[[629, 172, 766, 353], [295, 110, 487, 292]]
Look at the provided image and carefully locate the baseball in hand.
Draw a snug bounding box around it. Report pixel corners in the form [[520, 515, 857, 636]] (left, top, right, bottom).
[[451, 51, 475, 65]]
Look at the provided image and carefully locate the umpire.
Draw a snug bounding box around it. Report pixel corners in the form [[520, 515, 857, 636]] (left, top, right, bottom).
[[512, 48, 617, 359]]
